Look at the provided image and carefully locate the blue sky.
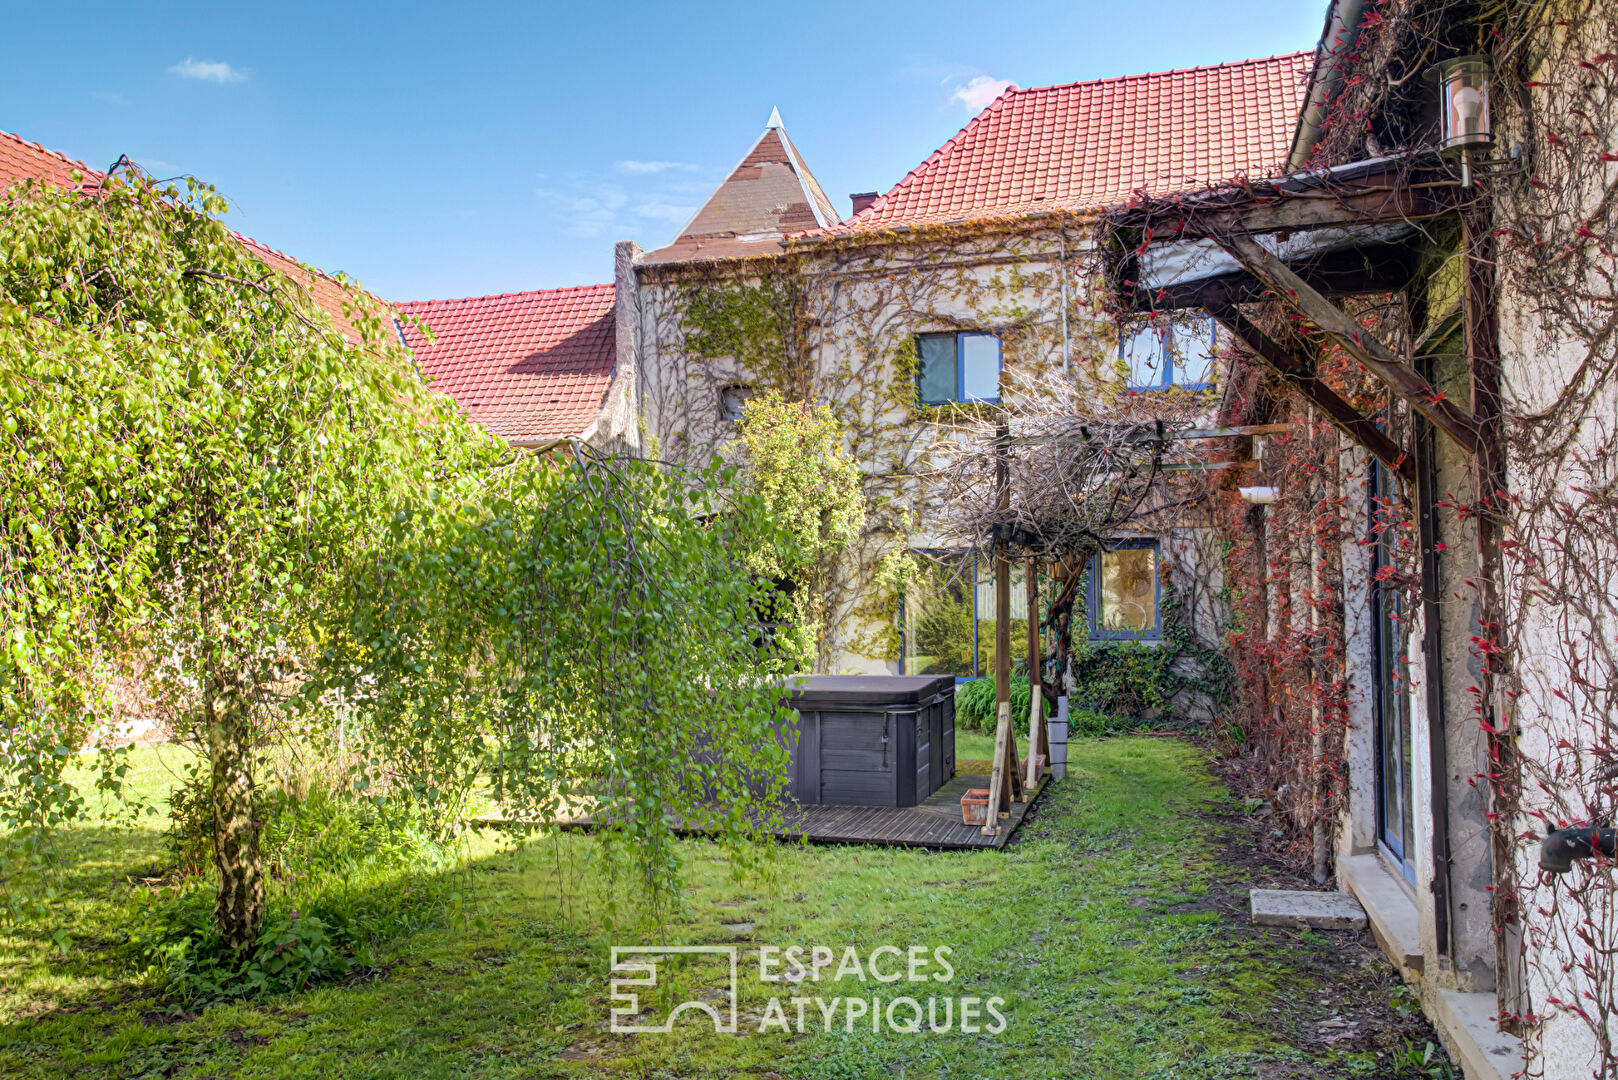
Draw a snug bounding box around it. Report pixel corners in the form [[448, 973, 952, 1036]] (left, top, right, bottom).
[[2, 2, 1324, 301]]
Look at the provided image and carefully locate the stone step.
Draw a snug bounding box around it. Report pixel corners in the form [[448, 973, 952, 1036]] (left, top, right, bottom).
[[1249, 888, 1369, 931]]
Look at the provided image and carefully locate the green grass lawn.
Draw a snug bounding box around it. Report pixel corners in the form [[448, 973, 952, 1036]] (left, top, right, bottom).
[[952, 730, 996, 763], [0, 738, 1446, 1079]]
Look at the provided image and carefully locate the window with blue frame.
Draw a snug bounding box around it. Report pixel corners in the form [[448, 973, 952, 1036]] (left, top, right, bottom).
[[1119, 315, 1218, 391], [900, 550, 1030, 677], [916, 331, 1002, 404], [1087, 540, 1161, 640]]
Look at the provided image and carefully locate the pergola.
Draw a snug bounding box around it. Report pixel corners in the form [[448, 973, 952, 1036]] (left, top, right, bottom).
[[979, 153, 1500, 843], [1096, 149, 1502, 954]]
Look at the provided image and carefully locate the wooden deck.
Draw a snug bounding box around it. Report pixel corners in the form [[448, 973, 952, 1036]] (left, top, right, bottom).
[[481, 773, 1048, 851], [763, 772, 1047, 850]]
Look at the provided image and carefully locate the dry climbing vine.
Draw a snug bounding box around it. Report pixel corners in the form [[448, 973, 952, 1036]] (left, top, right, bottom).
[[635, 220, 1190, 670]]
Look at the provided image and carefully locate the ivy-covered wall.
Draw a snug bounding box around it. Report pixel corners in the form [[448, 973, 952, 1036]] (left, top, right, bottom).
[[630, 219, 1228, 673]]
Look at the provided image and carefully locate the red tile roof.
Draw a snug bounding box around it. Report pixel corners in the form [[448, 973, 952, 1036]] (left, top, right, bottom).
[[396, 285, 617, 443], [0, 127, 381, 341], [822, 52, 1311, 235], [0, 128, 100, 190]]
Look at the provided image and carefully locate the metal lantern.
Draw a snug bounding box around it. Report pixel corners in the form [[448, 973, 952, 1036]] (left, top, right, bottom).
[[1437, 55, 1493, 153]]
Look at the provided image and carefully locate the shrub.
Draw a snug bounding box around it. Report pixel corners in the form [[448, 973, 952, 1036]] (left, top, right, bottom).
[[954, 676, 1032, 734], [1068, 708, 1144, 737], [1069, 639, 1181, 717], [144, 774, 458, 1002]]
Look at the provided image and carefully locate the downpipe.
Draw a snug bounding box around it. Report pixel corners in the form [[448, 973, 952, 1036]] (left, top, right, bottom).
[[1540, 825, 1618, 874]]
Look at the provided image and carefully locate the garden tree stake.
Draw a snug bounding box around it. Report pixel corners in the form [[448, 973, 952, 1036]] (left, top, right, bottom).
[[985, 426, 1019, 832], [1024, 554, 1046, 792]]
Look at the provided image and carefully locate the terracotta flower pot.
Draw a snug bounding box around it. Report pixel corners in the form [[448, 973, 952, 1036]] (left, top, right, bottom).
[[960, 788, 991, 826]]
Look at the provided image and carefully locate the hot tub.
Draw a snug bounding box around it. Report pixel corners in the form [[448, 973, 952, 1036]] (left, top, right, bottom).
[[782, 676, 956, 807]]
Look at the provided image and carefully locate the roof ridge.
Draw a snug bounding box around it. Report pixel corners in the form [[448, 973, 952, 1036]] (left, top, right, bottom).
[[774, 123, 839, 229], [396, 283, 614, 307], [0, 128, 101, 179], [861, 88, 1017, 218], [1012, 49, 1314, 95]]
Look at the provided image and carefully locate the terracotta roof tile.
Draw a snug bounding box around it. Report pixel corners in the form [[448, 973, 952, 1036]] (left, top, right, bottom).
[[395, 285, 616, 443], [821, 52, 1311, 234], [0, 127, 381, 342], [0, 128, 100, 190]]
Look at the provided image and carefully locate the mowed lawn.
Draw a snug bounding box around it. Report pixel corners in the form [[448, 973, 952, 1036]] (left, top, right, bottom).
[[0, 738, 1444, 1079]]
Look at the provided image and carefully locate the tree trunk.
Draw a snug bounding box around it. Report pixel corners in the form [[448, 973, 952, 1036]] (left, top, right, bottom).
[[206, 660, 264, 954]]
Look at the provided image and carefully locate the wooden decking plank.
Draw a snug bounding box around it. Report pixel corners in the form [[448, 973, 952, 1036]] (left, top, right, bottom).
[[484, 772, 1052, 851]]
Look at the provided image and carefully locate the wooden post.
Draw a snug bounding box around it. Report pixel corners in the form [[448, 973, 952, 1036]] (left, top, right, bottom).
[[983, 427, 1022, 832], [1024, 555, 1046, 790], [1463, 199, 1520, 1019]]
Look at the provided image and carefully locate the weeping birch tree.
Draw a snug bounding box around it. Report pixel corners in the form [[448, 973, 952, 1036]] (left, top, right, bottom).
[[1, 169, 796, 955], [0, 168, 494, 951]]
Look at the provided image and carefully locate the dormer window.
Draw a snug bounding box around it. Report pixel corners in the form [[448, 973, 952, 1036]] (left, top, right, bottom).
[[916, 331, 1002, 404]]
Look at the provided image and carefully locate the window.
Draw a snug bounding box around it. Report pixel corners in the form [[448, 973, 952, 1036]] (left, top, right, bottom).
[[915, 331, 1002, 404], [901, 552, 977, 678], [1118, 315, 1219, 391], [1121, 324, 1168, 390], [719, 384, 754, 422], [1087, 540, 1161, 640], [1173, 317, 1218, 388], [1370, 458, 1416, 885], [900, 551, 1034, 678]]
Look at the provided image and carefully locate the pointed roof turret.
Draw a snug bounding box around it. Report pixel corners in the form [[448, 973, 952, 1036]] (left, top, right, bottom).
[[641, 109, 840, 264]]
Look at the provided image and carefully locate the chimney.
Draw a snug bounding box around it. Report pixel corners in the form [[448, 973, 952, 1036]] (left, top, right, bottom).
[[849, 191, 879, 217]]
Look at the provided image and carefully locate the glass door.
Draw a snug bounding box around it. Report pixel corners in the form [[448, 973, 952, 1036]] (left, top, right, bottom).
[[1370, 461, 1416, 884]]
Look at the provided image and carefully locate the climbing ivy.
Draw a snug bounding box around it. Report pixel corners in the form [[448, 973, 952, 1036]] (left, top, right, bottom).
[[730, 389, 865, 671]]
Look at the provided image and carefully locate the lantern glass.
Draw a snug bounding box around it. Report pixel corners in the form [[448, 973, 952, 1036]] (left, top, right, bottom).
[[1438, 55, 1492, 152]]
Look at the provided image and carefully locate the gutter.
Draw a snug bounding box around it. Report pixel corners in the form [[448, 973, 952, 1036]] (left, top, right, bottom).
[[1287, 0, 1368, 172]]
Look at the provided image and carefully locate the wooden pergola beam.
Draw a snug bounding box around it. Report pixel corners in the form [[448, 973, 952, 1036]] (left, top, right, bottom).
[[984, 428, 1023, 834], [1109, 165, 1463, 240], [1207, 303, 1415, 483], [1126, 240, 1419, 315], [1005, 423, 1290, 447], [1218, 233, 1480, 455]]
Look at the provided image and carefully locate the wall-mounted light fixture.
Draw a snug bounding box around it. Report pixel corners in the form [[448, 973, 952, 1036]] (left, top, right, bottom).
[[1436, 55, 1493, 185], [1437, 55, 1493, 152]]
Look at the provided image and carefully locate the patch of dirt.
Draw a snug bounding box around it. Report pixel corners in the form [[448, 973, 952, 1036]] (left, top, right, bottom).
[[139, 1008, 200, 1026], [342, 962, 398, 987], [222, 1028, 270, 1050], [1194, 746, 1457, 1078]]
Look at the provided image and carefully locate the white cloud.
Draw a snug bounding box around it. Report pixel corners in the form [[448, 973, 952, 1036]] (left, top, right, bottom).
[[633, 199, 696, 223], [951, 75, 1013, 110], [535, 186, 630, 239], [168, 58, 248, 84], [93, 90, 131, 106], [534, 162, 711, 241], [616, 160, 699, 176]]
